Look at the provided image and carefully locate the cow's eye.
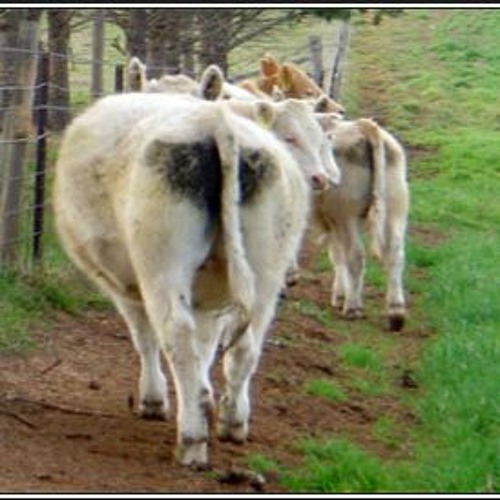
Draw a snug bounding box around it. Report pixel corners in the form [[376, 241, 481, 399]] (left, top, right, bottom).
[[284, 135, 298, 146]]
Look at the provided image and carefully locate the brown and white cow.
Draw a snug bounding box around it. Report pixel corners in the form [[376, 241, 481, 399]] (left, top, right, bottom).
[[304, 110, 410, 331], [53, 91, 338, 466]]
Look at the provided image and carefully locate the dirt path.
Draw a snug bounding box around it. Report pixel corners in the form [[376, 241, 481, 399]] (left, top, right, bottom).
[[0, 235, 428, 493]]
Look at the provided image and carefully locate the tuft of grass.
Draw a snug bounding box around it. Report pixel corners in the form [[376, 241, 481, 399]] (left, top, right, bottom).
[[304, 378, 347, 402], [350, 376, 388, 397], [291, 299, 337, 329], [0, 266, 110, 353], [247, 453, 282, 476], [372, 416, 401, 450], [282, 437, 389, 492], [338, 342, 382, 372]]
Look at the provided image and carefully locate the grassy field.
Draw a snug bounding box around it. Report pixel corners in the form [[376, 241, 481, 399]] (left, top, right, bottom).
[[0, 7, 498, 493], [273, 8, 499, 492]]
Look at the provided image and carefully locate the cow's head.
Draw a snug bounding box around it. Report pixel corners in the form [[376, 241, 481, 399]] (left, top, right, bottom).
[[253, 99, 341, 190], [277, 63, 346, 116]]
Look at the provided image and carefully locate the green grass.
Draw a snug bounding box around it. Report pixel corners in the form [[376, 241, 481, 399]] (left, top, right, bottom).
[[0, 266, 111, 353], [279, 8, 500, 492], [282, 437, 390, 492], [304, 378, 347, 402], [338, 342, 382, 371], [290, 298, 338, 329]]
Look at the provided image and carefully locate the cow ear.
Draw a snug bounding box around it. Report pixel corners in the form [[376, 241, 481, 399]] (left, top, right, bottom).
[[199, 64, 224, 101], [261, 53, 280, 76], [314, 94, 330, 113], [254, 101, 276, 129], [279, 64, 293, 92], [127, 56, 147, 91]]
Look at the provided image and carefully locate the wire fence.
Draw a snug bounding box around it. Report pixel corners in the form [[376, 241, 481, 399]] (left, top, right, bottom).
[[0, 18, 347, 274]]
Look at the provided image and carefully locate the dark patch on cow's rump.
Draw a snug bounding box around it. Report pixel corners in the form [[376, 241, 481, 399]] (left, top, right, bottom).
[[239, 147, 276, 204], [334, 137, 373, 171], [145, 139, 276, 215], [158, 140, 223, 218]]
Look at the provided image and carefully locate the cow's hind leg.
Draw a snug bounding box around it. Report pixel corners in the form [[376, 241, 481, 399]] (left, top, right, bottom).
[[112, 294, 168, 419], [130, 214, 216, 466], [218, 294, 278, 443], [217, 325, 256, 443], [340, 222, 365, 319], [384, 218, 407, 332], [327, 232, 347, 311], [137, 271, 214, 466], [56, 223, 169, 419]]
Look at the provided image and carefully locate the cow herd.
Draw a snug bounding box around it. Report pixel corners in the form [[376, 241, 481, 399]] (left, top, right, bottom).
[[52, 53, 409, 467]]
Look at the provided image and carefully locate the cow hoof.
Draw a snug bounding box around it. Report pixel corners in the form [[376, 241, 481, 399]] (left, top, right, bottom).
[[344, 308, 364, 320], [217, 421, 247, 444], [175, 440, 208, 467], [388, 314, 405, 332], [331, 296, 345, 310], [139, 400, 168, 420], [285, 270, 301, 288]]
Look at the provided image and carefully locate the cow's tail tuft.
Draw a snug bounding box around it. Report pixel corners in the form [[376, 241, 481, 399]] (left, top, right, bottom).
[[358, 118, 386, 260], [213, 105, 256, 333]]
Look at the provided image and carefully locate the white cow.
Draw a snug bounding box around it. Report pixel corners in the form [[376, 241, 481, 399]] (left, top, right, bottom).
[[53, 91, 337, 466], [125, 58, 341, 189], [126, 56, 223, 101], [127, 56, 256, 101], [305, 112, 410, 331]]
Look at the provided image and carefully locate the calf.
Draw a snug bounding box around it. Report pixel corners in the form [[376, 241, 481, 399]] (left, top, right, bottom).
[[307, 114, 409, 331], [53, 92, 335, 466]]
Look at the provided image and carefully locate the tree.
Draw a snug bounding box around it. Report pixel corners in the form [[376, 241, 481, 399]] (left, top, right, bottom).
[[197, 9, 234, 75], [0, 9, 23, 129], [0, 8, 42, 266], [107, 8, 307, 79], [305, 8, 404, 25], [47, 9, 73, 130]]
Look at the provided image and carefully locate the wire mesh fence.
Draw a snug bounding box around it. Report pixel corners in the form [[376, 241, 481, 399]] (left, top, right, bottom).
[[0, 15, 347, 275]]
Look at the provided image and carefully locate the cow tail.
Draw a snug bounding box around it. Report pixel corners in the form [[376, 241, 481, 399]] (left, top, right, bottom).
[[213, 106, 256, 331], [358, 118, 386, 260]]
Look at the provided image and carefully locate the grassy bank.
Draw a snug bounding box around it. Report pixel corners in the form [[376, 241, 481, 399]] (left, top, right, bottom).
[[276, 8, 499, 492]]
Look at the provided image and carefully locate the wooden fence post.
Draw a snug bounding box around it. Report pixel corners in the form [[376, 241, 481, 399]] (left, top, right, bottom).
[[0, 14, 39, 267], [91, 9, 105, 100], [308, 35, 323, 87], [114, 64, 124, 92], [32, 50, 49, 265], [328, 20, 350, 101]]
